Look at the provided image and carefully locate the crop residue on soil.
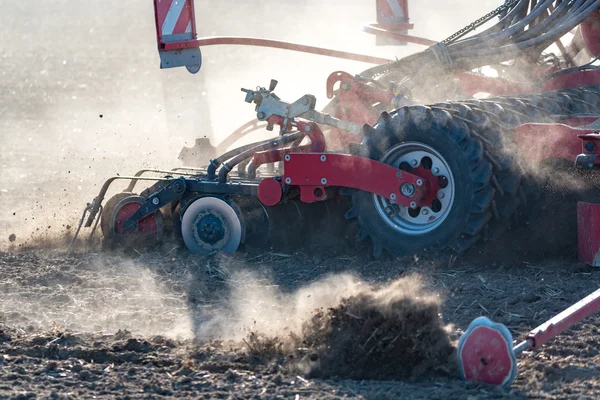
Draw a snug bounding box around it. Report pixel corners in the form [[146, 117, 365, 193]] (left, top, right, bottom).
[[244, 275, 457, 381]]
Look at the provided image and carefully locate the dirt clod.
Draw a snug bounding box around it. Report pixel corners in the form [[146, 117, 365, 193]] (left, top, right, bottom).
[[290, 277, 456, 380]]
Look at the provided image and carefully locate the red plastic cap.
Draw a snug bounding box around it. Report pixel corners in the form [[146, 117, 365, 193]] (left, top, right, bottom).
[[258, 178, 282, 207]]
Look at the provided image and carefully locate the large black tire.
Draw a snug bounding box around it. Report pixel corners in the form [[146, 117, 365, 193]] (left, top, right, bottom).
[[347, 107, 494, 257]]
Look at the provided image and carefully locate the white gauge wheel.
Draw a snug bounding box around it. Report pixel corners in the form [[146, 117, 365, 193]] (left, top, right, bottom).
[[180, 196, 242, 254]]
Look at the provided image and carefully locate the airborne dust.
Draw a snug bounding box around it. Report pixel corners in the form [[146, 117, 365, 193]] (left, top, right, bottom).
[[0, 0, 568, 388]]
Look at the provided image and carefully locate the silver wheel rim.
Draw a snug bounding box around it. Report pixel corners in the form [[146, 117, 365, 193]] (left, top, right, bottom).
[[373, 142, 456, 235]]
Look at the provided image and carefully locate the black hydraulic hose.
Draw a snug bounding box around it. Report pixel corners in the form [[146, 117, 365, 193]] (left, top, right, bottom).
[[455, 0, 531, 42], [451, 0, 556, 56], [511, 0, 579, 42], [455, 0, 600, 61], [217, 132, 304, 183], [453, 1, 589, 60], [206, 137, 275, 180], [450, 0, 549, 50]]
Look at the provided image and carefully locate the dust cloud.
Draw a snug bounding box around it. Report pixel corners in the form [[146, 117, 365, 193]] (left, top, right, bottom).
[[195, 270, 370, 341], [0, 253, 194, 340], [0, 0, 502, 251], [194, 268, 456, 380]]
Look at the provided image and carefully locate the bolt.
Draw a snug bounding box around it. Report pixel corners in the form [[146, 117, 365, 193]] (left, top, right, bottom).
[[285, 154, 291, 161], [302, 97, 310, 105], [401, 183, 416, 197], [411, 159, 418, 167], [410, 201, 417, 209], [416, 179, 423, 187], [342, 83, 350, 90], [390, 193, 397, 200], [152, 198, 160, 206], [321, 178, 327, 185], [396, 171, 403, 178], [421, 209, 429, 216], [438, 191, 445, 199], [320, 155, 327, 162], [305, 125, 312, 132], [257, 112, 266, 119], [285, 177, 291, 184], [433, 167, 440, 174]]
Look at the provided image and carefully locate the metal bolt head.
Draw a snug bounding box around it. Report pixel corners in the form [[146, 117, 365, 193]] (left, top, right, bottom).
[[284, 154, 291, 161], [416, 179, 423, 187], [302, 97, 310, 105], [401, 183, 416, 197], [411, 159, 418, 167], [438, 191, 445, 199], [421, 208, 429, 216], [433, 167, 440, 174], [152, 197, 160, 205], [341, 83, 350, 90], [320, 155, 327, 162], [285, 177, 291, 184], [396, 171, 403, 178], [257, 112, 266, 119], [410, 201, 417, 209], [321, 178, 327, 185], [390, 193, 397, 200]]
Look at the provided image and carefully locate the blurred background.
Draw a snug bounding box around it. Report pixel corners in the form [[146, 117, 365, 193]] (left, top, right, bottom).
[[0, 0, 500, 247]]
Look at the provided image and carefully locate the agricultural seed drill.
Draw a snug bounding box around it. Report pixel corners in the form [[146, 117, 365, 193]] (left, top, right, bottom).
[[73, 0, 600, 264], [68, 0, 600, 387]]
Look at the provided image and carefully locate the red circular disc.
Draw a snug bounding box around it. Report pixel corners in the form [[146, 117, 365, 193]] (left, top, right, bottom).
[[258, 178, 282, 207], [457, 317, 517, 386], [114, 202, 158, 234]]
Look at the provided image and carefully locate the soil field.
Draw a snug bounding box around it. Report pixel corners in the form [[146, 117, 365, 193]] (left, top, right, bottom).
[[2, 244, 600, 400], [3, 1, 600, 399]]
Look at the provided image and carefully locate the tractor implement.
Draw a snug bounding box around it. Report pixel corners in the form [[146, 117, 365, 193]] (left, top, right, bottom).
[[71, 81, 431, 254], [71, 0, 600, 264]]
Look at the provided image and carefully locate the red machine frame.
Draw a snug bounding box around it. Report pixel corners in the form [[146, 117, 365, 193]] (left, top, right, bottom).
[[151, 0, 600, 266]]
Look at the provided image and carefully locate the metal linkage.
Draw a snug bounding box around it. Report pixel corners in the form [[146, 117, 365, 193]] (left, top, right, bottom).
[[121, 177, 187, 232], [241, 80, 366, 136]]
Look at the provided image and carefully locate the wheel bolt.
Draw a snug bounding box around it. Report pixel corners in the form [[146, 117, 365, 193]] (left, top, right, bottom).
[[152, 198, 160, 205], [416, 179, 423, 187], [438, 191, 445, 199], [411, 159, 418, 167], [433, 167, 440, 174], [401, 183, 416, 197], [421, 209, 429, 216], [410, 201, 417, 208]]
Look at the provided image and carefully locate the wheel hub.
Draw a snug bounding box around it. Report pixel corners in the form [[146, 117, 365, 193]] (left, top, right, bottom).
[[181, 196, 242, 254], [373, 142, 455, 235], [194, 212, 227, 245]]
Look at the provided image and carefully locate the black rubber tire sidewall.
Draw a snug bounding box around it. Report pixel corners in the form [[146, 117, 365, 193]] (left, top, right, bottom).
[[353, 122, 475, 254]]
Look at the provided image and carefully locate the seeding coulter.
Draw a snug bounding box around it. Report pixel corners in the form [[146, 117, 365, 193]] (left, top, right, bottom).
[[70, 0, 600, 386]]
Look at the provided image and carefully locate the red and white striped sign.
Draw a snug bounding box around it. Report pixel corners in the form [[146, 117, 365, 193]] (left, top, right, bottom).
[[377, 0, 409, 22], [155, 0, 194, 38]]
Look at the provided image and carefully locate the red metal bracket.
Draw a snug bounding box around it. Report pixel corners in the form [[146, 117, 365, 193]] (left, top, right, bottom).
[[282, 153, 426, 206], [251, 117, 326, 170]]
